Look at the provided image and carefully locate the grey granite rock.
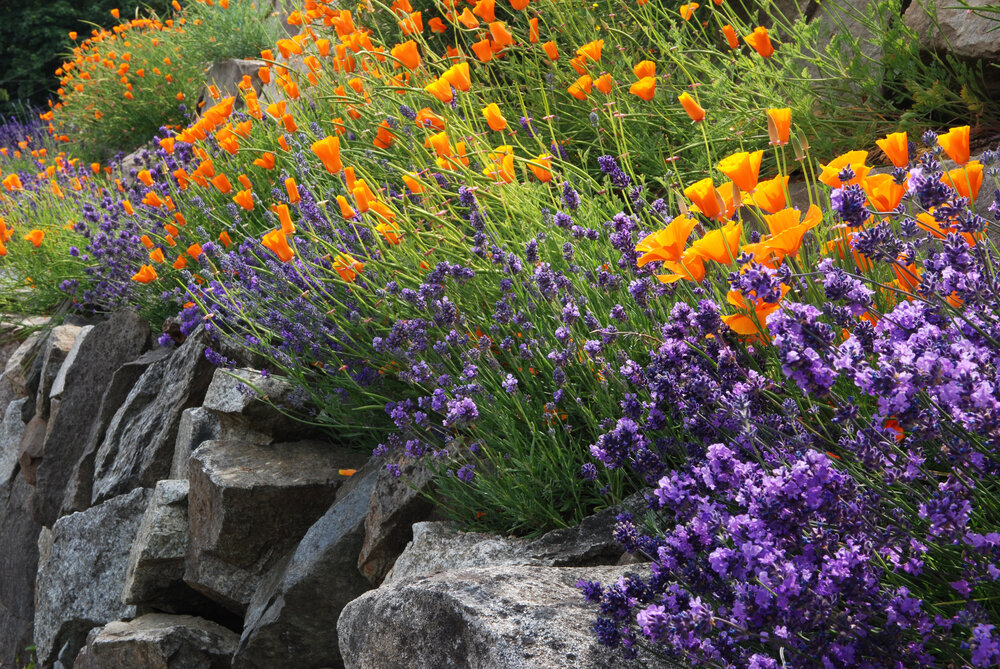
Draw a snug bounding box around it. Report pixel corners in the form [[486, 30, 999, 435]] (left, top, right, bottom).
[[82, 614, 239, 669], [123, 480, 190, 607], [185, 440, 368, 613], [0, 474, 43, 668], [34, 488, 151, 665], [357, 456, 435, 585], [61, 347, 171, 516], [91, 330, 211, 505], [33, 324, 84, 421], [32, 311, 151, 526], [233, 468, 378, 668], [338, 564, 663, 669], [0, 397, 27, 486]]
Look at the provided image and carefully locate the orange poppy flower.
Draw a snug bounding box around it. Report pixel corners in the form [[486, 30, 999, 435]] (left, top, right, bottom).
[[528, 153, 553, 182], [489, 21, 514, 48], [721, 286, 786, 338], [568, 75, 592, 100], [636, 215, 697, 266], [745, 175, 789, 213], [655, 249, 706, 283], [543, 41, 559, 60], [254, 152, 276, 170], [333, 253, 363, 281], [937, 125, 970, 166], [721, 24, 739, 49], [818, 150, 869, 188], [684, 177, 724, 219], [376, 222, 402, 244], [262, 229, 294, 262], [717, 150, 763, 193], [691, 221, 743, 264], [137, 169, 154, 187], [632, 60, 655, 79], [482, 103, 508, 131], [766, 108, 791, 146], [285, 177, 300, 203], [132, 264, 158, 283], [595, 74, 613, 94], [577, 39, 603, 62], [529, 17, 539, 42], [473, 0, 495, 21], [391, 40, 421, 70], [942, 161, 983, 201], [233, 189, 254, 210], [678, 92, 706, 122], [149, 248, 165, 263], [762, 204, 822, 258], [311, 136, 343, 173], [429, 17, 447, 32], [2, 174, 23, 191], [861, 173, 906, 212], [172, 255, 188, 269], [123, 200, 135, 215], [425, 77, 455, 102], [876, 131, 908, 168], [211, 173, 233, 193], [374, 121, 398, 149], [679, 3, 699, 19], [219, 231, 232, 248], [744, 26, 774, 58], [337, 195, 357, 219], [457, 7, 480, 28], [629, 76, 656, 101], [23, 229, 44, 247], [443, 62, 471, 91], [402, 173, 425, 193]]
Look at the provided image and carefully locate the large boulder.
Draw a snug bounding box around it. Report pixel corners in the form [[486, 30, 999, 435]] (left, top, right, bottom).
[[61, 348, 171, 516], [202, 368, 310, 438], [77, 614, 239, 669], [169, 406, 272, 481], [185, 440, 368, 614], [905, 0, 1000, 63], [3, 331, 44, 398], [357, 456, 436, 585], [34, 487, 151, 665], [232, 468, 378, 668], [31, 311, 151, 526], [384, 502, 626, 585], [337, 564, 659, 669], [122, 480, 191, 607], [0, 474, 43, 668], [91, 330, 212, 505]]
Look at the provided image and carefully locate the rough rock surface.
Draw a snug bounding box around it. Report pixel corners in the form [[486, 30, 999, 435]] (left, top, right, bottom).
[[384, 502, 626, 585], [0, 474, 42, 668], [338, 564, 658, 669], [81, 614, 239, 669], [202, 367, 306, 437], [34, 487, 150, 665], [169, 407, 271, 480], [91, 330, 212, 505], [185, 439, 368, 613], [62, 347, 170, 516], [905, 0, 1000, 63], [0, 397, 27, 485], [123, 479, 190, 606], [32, 311, 151, 525], [3, 332, 43, 398], [32, 324, 83, 421], [233, 468, 378, 669], [16, 414, 46, 485], [357, 456, 436, 585]]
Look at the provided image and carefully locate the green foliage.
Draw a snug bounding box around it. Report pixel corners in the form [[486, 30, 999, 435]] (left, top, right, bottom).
[[0, 0, 171, 113]]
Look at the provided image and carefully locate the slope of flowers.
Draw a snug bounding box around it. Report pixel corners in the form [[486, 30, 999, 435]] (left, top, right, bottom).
[[0, 0, 999, 664]]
